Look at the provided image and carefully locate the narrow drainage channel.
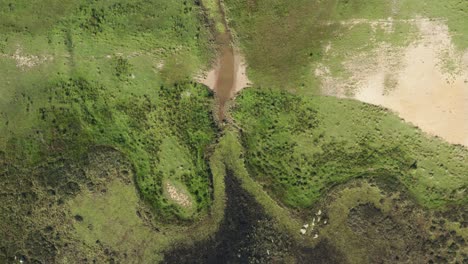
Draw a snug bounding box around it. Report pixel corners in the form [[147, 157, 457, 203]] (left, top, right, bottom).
[[198, 0, 243, 123], [213, 32, 235, 122]]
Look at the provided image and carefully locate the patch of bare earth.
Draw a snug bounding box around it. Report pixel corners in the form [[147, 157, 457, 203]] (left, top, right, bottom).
[[319, 18, 468, 146], [164, 182, 192, 208], [197, 51, 251, 97], [1, 48, 53, 70]]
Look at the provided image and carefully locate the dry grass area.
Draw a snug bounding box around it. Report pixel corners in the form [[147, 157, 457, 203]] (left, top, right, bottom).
[[318, 18, 468, 146]]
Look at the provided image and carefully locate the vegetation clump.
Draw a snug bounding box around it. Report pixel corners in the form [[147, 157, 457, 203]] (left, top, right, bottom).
[[114, 57, 133, 80]]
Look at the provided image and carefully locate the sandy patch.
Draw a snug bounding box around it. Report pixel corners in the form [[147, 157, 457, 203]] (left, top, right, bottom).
[[197, 43, 251, 121], [155, 60, 165, 70], [319, 18, 468, 146], [164, 182, 192, 208], [198, 62, 218, 91], [232, 51, 251, 94]]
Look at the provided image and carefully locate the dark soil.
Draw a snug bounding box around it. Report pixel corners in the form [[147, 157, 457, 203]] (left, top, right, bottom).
[[162, 170, 345, 264]]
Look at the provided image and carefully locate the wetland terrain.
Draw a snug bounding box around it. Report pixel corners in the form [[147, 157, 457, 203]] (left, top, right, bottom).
[[0, 0, 467, 263]]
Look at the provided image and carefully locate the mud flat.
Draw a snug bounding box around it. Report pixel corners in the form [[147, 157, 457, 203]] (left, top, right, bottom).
[[319, 19, 468, 146], [162, 170, 293, 263]]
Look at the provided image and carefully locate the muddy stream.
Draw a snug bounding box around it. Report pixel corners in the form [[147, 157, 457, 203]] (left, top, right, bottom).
[[213, 32, 235, 121], [198, 1, 249, 121], [162, 3, 343, 263]]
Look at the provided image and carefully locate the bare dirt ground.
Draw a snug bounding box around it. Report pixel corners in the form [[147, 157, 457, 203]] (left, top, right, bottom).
[[0, 48, 53, 69], [319, 18, 468, 146], [164, 182, 192, 208], [198, 52, 250, 95], [231, 51, 251, 94]]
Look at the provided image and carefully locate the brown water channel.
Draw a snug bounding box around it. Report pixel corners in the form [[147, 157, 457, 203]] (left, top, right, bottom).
[[214, 32, 235, 121], [197, 0, 250, 122]]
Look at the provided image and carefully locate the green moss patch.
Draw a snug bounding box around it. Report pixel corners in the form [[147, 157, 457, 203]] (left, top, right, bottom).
[[69, 179, 161, 262]]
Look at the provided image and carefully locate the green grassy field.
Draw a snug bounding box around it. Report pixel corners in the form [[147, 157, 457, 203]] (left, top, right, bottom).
[[223, 0, 468, 92], [0, 0, 221, 262], [231, 88, 467, 262], [223, 0, 337, 92], [0, 0, 216, 219], [233, 88, 467, 209]]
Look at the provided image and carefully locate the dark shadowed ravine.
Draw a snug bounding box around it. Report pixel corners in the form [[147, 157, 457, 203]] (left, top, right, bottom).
[[162, 170, 345, 264]]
